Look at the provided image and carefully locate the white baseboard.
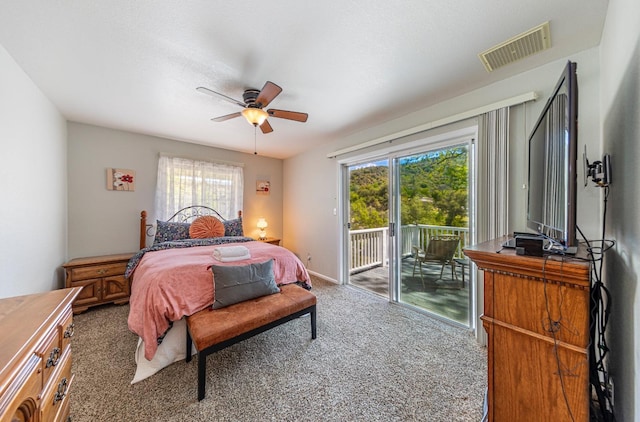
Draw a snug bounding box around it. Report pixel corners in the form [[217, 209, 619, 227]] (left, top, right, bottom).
[[307, 270, 340, 285]]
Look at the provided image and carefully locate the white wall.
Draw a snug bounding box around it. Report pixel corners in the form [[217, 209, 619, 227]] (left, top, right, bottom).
[[67, 122, 284, 259], [284, 48, 602, 282], [283, 141, 340, 275], [0, 44, 67, 298], [599, 0, 640, 419]]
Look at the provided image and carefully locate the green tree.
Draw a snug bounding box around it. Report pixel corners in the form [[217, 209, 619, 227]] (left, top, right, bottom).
[[350, 146, 468, 230], [349, 166, 388, 230]]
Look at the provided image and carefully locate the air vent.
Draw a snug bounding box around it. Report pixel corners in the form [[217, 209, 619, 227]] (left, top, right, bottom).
[[479, 22, 551, 72]]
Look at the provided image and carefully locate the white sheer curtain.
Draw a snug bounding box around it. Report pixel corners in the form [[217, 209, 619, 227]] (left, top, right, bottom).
[[155, 154, 243, 221]]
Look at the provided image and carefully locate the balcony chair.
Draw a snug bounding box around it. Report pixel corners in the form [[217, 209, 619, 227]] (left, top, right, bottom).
[[412, 235, 461, 288]]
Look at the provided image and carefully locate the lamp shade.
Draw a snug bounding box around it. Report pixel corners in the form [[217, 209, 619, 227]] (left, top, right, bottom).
[[257, 218, 268, 240], [241, 108, 269, 126]]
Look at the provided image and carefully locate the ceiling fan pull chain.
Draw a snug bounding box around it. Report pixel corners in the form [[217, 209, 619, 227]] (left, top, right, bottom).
[[254, 126, 258, 155]]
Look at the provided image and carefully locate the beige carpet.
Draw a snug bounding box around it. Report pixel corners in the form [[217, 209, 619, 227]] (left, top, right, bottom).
[[70, 276, 487, 421]]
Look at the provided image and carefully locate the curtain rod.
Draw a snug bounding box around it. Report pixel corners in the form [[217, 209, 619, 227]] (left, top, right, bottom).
[[159, 152, 245, 167], [327, 91, 538, 158]]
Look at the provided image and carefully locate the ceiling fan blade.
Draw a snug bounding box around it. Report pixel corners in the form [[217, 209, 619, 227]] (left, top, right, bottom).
[[267, 109, 308, 122], [197, 87, 245, 108], [260, 119, 273, 134], [211, 112, 242, 122], [255, 81, 282, 108]]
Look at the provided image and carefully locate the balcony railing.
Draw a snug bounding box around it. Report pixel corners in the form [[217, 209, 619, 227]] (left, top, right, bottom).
[[350, 225, 469, 274]]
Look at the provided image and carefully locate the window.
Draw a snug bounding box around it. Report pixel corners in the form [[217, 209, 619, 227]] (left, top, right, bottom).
[[155, 154, 243, 220]]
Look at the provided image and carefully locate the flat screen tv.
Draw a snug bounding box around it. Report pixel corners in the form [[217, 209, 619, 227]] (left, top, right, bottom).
[[526, 61, 578, 250]]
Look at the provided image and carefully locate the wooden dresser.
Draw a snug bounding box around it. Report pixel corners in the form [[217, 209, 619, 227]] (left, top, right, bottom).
[[63, 253, 134, 314], [465, 237, 591, 421], [0, 287, 82, 422]]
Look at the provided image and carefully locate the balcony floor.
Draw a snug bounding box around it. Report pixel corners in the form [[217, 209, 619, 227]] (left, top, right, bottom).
[[349, 257, 470, 325]]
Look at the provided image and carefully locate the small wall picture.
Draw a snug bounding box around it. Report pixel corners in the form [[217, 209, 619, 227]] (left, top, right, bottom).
[[256, 180, 270, 194], [107, 168, 135, 191]]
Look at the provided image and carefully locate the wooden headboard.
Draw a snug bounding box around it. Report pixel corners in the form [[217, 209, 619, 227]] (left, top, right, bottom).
[[139, 207, 243, 249]]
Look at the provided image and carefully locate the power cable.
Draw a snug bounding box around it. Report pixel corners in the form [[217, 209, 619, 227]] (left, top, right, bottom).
[[577, 184, 615, 421]]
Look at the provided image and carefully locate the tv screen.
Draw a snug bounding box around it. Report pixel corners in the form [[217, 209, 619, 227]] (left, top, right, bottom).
[[526, 61, 578, 248]]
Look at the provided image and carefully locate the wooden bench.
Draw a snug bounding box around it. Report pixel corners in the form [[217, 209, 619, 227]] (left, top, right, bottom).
[[185, 284, 317, 401]]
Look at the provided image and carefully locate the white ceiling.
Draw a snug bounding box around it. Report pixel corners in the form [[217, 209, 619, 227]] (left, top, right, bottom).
[[0, 1, 608, 159]]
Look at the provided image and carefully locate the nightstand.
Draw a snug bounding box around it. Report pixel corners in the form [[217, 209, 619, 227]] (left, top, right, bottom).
[[62, 252, 135, 314], [259, 237, 281, 246]]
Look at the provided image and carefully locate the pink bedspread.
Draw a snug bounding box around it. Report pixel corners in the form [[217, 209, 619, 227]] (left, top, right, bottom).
[[128, 241, 311, 360]]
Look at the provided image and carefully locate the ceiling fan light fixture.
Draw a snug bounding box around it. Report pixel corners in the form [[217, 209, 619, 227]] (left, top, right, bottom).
[[241, 108, 268, 126], [200, 81, 307, 134]]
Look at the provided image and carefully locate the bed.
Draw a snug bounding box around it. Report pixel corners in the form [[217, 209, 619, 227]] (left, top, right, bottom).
[[126, 206, 312, 383]]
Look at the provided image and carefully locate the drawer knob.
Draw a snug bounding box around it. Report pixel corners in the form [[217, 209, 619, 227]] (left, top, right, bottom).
[[46, 347, 61, 368], [64, 323, 75, 338], [97, 268, 107, 275], [53, 377, 68, 405]]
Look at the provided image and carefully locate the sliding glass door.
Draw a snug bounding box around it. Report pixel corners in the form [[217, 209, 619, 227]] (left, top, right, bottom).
[[344, 136, 473, 327], [347, 159, 390, 298], [396, 144, 470, 324]]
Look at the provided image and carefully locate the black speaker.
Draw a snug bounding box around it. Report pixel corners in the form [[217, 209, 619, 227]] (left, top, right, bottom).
[[515, 235, 544, 256]]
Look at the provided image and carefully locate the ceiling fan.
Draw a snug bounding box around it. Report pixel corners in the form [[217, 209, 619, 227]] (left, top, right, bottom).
[[196, 81, 308, 134]]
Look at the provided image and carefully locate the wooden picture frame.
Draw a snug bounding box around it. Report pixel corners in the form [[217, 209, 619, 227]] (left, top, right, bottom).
[[107, 168, 136, 191], [256, 180, 270, 194]]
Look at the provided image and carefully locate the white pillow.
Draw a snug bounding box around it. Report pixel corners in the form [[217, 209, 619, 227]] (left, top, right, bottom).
[[131, 318, 196, 384]]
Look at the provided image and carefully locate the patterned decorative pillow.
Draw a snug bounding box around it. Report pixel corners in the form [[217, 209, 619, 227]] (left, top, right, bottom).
[[189, 215, 225, 239], [223, 218, 244, 237], [154, 220, 191, 244]]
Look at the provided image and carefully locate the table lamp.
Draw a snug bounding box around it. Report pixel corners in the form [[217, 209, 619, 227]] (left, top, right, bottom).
[[257, 218, 268, 240]]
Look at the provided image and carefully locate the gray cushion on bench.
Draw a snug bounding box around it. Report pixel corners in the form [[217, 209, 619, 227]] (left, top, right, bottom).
[[211, 259, 280, 309]]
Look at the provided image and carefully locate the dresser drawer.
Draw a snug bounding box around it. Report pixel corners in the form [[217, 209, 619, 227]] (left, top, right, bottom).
[[1, 354, 41, 422], [0, 288, 81, 422], [71, 278, 102, 309], [60, 310, 75, 352], [69, 261, 128, 281], [491, 274, 589, 347], [102, 275, 130, 301], [56, 390, 72, 422], [40, 348, 73, 422], [36, 328, 62, 388]]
